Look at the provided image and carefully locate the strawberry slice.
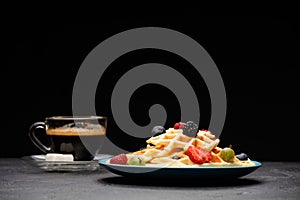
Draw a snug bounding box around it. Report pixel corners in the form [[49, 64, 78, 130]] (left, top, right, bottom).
[[109, 153, 128, 165], [174, 122, 186, 129], [185, 146, 212, 164]]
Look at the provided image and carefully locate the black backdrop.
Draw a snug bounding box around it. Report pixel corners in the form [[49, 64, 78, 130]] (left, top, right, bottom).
[[2, 16, 299, 161]]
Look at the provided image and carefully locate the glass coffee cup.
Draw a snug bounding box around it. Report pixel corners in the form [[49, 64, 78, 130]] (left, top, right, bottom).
[[29, 116, 107, 161]]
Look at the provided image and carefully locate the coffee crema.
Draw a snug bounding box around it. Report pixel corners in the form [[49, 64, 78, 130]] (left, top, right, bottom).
[[46, 127, 106, 136]]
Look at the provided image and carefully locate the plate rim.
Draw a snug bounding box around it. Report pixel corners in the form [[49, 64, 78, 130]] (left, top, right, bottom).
[[98, 157, 262, 169]]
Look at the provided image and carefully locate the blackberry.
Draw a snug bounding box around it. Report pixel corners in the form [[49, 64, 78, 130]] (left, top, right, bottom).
[[182, 121, 198, 137]]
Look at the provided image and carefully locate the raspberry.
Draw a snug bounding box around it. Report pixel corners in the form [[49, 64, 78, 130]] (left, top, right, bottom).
[[109, 153, 128, 165], [182, 121, 198, 137], [174, 122, 185, 129]]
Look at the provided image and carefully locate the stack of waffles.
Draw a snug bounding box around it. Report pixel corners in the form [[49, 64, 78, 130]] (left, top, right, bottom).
[[129, 128, 254, 166]]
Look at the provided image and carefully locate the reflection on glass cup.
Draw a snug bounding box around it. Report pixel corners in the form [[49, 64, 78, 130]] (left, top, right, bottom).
[[29, 116, 107, 161]]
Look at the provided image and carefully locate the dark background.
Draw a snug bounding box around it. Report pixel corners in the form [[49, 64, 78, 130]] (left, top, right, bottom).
[[2, 16, 299, 161]]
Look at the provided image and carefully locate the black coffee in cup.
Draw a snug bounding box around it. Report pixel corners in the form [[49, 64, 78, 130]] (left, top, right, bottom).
[[29, 116, 107, 161]]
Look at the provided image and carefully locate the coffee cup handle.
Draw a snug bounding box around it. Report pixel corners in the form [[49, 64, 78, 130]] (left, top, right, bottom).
[[28, 122, 51, 153]]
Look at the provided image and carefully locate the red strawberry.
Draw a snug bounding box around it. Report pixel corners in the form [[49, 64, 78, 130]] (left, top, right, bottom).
[[185, 146, 212, 164], [109, 153, 128, 165], [174, 122, 186, 129]]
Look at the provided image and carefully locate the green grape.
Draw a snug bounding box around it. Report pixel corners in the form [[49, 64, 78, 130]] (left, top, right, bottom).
[[220, 147, 235, 162], [128, 156, 146, 166]]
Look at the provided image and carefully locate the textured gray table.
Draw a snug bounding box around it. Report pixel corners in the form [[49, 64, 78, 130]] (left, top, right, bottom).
[[0, 158, 299, 200]]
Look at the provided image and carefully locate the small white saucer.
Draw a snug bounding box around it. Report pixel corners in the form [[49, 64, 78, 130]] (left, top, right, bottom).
[[22, 154, 112, 172]]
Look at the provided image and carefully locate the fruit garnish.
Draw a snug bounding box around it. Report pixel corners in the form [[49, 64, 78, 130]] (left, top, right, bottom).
[[185, 145, 212, 164], [151, 126, 165, 137], [109, 153, 128, 165], [128, 156, 146, 166], [182, 121, 198, 137], [236, 153, 248, 161], [174, 122, 185, 129], [172, 155, 181, 160], [220, 147, 235, 162]]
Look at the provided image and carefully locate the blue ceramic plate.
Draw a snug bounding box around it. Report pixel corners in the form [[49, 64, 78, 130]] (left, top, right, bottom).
[[98, 157, 262, 179]]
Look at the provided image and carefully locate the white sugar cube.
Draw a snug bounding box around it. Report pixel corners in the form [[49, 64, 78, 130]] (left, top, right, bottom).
[[45, 153, 74, 162]]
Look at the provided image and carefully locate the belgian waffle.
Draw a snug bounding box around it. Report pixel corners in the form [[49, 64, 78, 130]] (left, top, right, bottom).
[[128, 128, 255, 167]]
